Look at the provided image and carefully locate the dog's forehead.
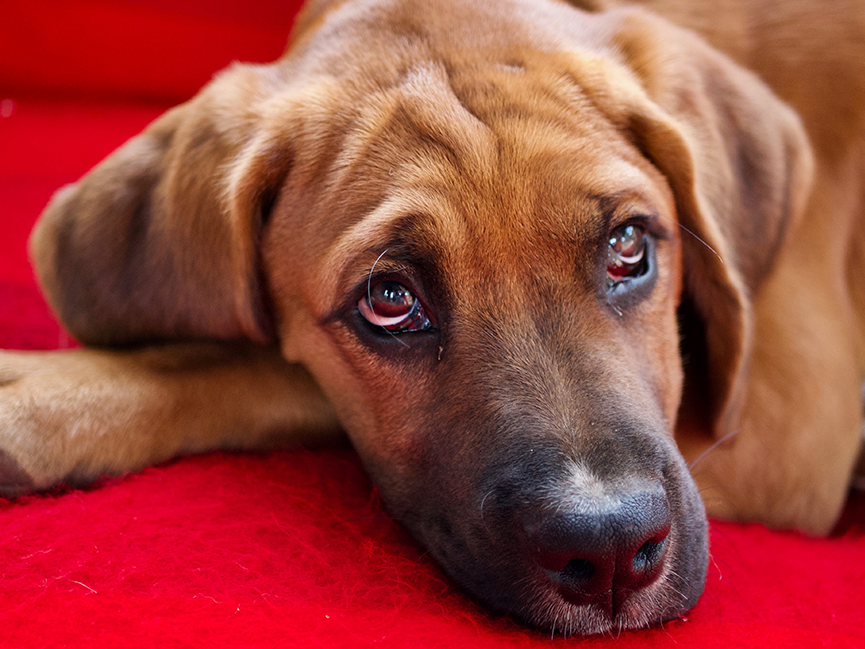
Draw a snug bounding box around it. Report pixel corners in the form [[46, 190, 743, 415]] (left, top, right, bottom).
[[315, 62, 672, 299], [290, 0, 611, 77], [271, 0, 677, 316]]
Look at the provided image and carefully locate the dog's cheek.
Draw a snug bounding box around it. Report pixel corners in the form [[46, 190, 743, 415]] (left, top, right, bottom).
[[264, 280, 437, 502], [624, 240, 685, 429], [280, 318, 433, 485], [642, 306, 685, 429]]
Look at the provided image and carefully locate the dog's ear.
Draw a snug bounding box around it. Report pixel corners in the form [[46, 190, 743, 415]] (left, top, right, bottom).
[[30, 63, 298, 346], [589, 9, 814, 435]]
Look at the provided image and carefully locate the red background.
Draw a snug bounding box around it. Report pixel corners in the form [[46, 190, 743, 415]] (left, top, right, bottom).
[[1, 1, 864, 647]]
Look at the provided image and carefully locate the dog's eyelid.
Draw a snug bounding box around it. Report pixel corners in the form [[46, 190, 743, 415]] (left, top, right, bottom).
[[609, 210, 672, 246], [597, 195, 655, 231], [362, 270, 422, 299], [358, 263, 422, 295]]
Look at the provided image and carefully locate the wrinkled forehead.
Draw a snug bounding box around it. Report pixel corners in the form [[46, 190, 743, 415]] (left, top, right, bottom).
[[319, 59, 674, 300]]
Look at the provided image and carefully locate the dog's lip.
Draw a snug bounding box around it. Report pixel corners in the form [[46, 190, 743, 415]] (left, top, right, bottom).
[[0, 449, 35, 496]]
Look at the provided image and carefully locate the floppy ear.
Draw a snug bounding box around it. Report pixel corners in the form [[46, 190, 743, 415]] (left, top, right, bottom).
[[30, 63, 296, 347], [587, 9, 814, 435]]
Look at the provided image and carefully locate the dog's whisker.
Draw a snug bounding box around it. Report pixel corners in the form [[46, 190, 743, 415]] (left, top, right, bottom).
[[677, 222, 725, 265], [624, 191, 725, 265], [366, 248, 389, 309], [365, 248, 410, 348], [708, 553, 725, 582], [664, 581, 689, 602], [657, 211, 726, 265], [480, 488, 494, 534], [687, 428, 741, 471], [695, 484, 733, 498]]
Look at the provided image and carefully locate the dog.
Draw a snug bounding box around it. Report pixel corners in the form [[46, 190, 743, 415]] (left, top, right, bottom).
[[2, 0, 864, 636]]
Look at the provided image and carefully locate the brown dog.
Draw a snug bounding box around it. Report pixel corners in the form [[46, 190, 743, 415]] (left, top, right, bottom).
[[2, 0, 864, 636]]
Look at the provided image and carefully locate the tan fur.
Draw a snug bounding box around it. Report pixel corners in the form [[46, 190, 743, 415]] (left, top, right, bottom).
[[2, 0, 864, 634]]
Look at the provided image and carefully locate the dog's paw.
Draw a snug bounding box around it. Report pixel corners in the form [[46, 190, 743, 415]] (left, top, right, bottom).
[[0, 350, 87, 497], [0, 343, 344, 499], [0, 354, 48, 496], [0, 362, 37, 497], [0, 449, 36, 497]]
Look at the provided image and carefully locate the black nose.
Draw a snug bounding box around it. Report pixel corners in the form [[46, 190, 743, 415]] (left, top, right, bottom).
[[525, 488, 672, 615]]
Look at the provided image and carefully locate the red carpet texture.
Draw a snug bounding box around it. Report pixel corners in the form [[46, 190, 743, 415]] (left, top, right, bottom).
[[1, 1, 864, 647]]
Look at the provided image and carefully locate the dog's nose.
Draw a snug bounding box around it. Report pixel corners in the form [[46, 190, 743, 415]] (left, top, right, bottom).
[[525, 488, 671, 615]]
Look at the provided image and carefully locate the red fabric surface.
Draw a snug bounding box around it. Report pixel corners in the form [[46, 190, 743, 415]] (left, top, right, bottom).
[[1, 0, 305, 102], [2, 2, 865, 647]]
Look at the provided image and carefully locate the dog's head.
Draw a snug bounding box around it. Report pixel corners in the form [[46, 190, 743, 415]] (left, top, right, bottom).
[[31, 0, 811, 635]]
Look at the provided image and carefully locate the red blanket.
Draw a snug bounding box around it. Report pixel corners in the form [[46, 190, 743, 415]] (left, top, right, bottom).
[[2, 2, 864, 647]]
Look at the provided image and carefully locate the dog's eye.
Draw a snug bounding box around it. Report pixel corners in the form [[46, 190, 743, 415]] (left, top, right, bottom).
[[607, 224, 647, 282], [358, 280, 432, 333]]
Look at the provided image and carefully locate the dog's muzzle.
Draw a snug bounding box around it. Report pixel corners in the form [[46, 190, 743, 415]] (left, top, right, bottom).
[[391, 418, 709, 636]]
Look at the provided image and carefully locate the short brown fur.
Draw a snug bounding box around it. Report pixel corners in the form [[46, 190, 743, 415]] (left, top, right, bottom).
[[2, 0, 863, 636]]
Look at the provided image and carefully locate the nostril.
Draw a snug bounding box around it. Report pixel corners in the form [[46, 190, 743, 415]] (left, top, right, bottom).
[[541, 555, 601, 607], [632, 537, 667, 572], [561, 557, 595, 584]]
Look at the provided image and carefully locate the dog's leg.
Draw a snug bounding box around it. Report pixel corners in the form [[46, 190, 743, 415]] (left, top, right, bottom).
[[0, 343, 342, 496]]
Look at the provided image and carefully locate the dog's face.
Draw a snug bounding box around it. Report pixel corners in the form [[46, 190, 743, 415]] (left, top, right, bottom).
[[265, 52, 705, 633], [32, 0, 812, 636], [253, 0, 812, 632]]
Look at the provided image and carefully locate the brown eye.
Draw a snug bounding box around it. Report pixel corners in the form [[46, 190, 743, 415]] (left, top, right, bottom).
[[358, 280, 432, 333], [607, 224, 647, 282]]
